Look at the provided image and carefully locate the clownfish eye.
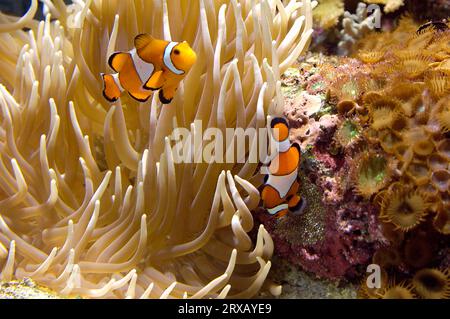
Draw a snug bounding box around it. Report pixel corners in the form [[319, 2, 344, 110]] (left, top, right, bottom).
[[174, 49, 180, 55]]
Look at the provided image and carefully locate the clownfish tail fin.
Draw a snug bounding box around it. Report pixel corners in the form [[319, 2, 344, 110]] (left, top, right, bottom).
[[290, 196, 307, 215], [101, 73, 123, 103]]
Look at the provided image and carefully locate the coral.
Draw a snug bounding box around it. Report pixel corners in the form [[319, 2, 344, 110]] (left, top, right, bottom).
[[436, 99, 450, 132], [0, 0, 316, 299], [272, 19, 450, 295], [313, 0, 344, 30], [433, 204, 450, 235], [363, 0, 405, 13], [334, 118, 362, 148], [338, 2, 382, 56], [412, 268, 450, 299], [350, 19, 450, 299], [0, 279, 62, 299], [380, 188, 429, 232], [351, 152, 391, 198], [425, 70, 450, 99], [378, 281, 415, 299]]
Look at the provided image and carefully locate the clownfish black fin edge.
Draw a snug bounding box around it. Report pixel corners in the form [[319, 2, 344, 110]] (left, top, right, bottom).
[[128, 91, 151, 103], [159, 89, 173, 104], [107, 52, 122, 72], [292, 142, 301, 153], [101, 73, 119, 103], [290, 197, 307, 215], [143, 83, 163, 91]]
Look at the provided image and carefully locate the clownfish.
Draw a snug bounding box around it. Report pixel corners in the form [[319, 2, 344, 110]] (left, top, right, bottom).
[[261, 117, 306, 219], [101, 34, 197, 104]]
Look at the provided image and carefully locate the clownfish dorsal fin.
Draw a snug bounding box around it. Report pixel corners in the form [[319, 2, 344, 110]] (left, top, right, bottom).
[[134, 34, 154, 50]]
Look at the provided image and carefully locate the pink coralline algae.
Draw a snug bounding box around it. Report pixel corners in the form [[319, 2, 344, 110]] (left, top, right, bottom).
[[254, 118, 385, 281], [255, 190, 383, 280]]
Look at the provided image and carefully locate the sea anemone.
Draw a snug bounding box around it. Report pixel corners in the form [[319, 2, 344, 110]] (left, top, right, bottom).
[[394, 53, 433, 79], [412, 268, 450, 299], [336, 100, 357, 116], [391, 115, 409, 133], [378, 130, 403, 154], [393, 143, 413, 169], [357, 50, 385, 64], [380, 188, 430, 232], [431, 170, 450, 193], [332, 75, 365, 101], [428, 153, 449, 172], [406, 161, 430, 186], [436, 101, 450, 132], [436, 139, 450, 161], [433, 204, 450, 235], [403, 127, 435, 156], [334, 119, 361, 148], [425, 69, 450, 99], [363, 91, 383, 106], [352, 152, 391, 198], [0, 0, 316, 299], [368, 97, 402, 131], [389, 83, 423, 103], [384, 83, 425, 117], [370, 109, 400, 131], [378, 281, 415, 299]]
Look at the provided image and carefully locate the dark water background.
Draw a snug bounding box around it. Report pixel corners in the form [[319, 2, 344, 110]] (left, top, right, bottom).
[[0, 0, 72, 20]]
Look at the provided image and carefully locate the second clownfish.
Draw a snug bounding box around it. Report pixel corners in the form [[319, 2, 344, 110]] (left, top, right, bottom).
[[261, 117, 306, 219], [101, 34, 197, 104]]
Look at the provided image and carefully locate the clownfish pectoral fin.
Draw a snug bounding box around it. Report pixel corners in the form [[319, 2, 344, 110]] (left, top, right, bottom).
[[143, 70, 165, 91], [134, 33, 154, 50], [158, 86, 178, 104], [101, 73, 121, 102], [128, 90, 152, 103], [108, 52, 130, 73], [159, 89, 172, 104]]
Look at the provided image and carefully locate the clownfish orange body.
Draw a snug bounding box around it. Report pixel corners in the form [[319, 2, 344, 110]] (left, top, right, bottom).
[[101, 34, 197, 104], [261, 117, 306, 219]]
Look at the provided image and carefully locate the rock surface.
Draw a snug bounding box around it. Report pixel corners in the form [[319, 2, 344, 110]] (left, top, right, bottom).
[[0, 279, 62, 299]]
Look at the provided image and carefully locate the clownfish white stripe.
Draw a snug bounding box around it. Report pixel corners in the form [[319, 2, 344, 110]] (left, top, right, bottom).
[[267, 203, 289, 215], [163, 42, 184, 75], [112, 73, 124, 92], [265, 169, 298, 198], [130, 48, 155, 83], [277, 138, 291, 153]]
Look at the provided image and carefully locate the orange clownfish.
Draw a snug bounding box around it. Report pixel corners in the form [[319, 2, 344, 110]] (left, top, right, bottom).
[[101, 34, 197, 104], [261, 117, 306, 219]]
